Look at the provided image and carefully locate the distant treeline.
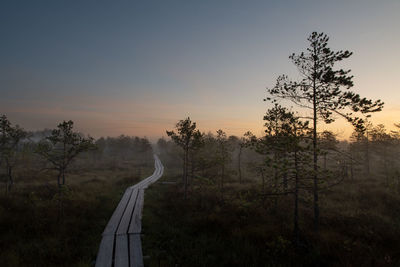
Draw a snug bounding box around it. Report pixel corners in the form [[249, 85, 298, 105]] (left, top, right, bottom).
[[159, 121, 400, 189], [0, 115, 153, 192]]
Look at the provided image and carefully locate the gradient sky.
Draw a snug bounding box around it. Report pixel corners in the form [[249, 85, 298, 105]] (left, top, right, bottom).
[[1, 0, 399, 140]]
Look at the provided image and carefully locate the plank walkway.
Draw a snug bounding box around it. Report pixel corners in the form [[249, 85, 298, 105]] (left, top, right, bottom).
[[95, 154, 164, 267]]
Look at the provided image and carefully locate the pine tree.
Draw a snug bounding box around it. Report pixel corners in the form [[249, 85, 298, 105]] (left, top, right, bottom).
[[0, 115, 27, 194], [266, 32, 383, 232], [36, 120, 96, 188], [166, 117, 202, 200]]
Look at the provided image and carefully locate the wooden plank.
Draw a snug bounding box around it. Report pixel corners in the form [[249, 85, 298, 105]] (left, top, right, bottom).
[[115, 235, 129, 267], [95, 235, 114, 267], [135, 172, 155, 188], [129, 234, 144, 267], [128, 189, 144, 234], [96, 154, 164, 267], [117, 188, 139, 235], [141, 159, 162, 188], [103, 188, 133, 235]]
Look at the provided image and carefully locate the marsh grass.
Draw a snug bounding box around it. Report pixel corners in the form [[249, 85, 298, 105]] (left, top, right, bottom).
[[142, 172, 400, 266], [0, 162, 153, 267]]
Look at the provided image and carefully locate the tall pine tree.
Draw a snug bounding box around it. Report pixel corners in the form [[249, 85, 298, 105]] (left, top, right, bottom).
[[266, 32, 383, 232]]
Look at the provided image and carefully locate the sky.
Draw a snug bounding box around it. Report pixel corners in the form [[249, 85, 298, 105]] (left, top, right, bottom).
[[1, 0, 399, 141]]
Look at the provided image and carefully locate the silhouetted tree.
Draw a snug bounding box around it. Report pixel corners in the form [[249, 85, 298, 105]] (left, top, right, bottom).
[[349, 121, 374, 178], [318, 130, 338, 170], [195, 132, 220, 181], [189, 131, 204, 183], [216, 129, 231, 196], [157, 137, 168, 152], [36, 120, 96, 188], [266, 32, 383, 232], [166, 117, 202, 200], [349, 129, 367, 179], [253, 105, 312, 245], [0, 115, 27, 194], [263, 104, 293, 197], [237, 131, 254, 184], [370, 124, 393, 185], [281, 111, 311, 248]]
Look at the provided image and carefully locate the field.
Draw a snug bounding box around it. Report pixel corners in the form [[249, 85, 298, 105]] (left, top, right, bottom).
[[0, 155, 153, 267], [1, 129, 400, 267], [141, 154, 400, 267]]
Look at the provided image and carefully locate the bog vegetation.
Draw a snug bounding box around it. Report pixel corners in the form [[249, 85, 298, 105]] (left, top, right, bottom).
[[0, 116, 154, 266], [1, 32, 399, 266]]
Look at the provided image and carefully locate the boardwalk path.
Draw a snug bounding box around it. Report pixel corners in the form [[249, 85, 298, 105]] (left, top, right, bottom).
[[95, 154, 164, 267]]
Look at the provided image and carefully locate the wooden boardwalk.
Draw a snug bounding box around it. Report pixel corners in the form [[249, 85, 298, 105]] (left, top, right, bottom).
[[95, 154, 164, 267]]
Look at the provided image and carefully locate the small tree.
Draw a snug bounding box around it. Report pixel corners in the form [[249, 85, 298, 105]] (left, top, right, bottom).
[[263, 104, 295, 194], [349, 121, 374, 177], [237, 131, 254, 184], [36, 120, 96, 188], [318, 130, 338, 170], [266, 32, 383, 232], [349, 129, 367, 179], [166, 117, 202, 200], [370, 124, 393, 185], [252, 105, 312, 245], [189, 131, 204, 183], [215, 129, 231, 195], [285, 115, 312, 247], [0, 115, 27, 194]]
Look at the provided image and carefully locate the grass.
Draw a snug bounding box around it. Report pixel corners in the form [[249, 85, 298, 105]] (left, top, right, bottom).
[[142, 171, 400, 266], [142, 174, 298, 266], [0, 160, 153, 267], [1, 155, 399, 266]]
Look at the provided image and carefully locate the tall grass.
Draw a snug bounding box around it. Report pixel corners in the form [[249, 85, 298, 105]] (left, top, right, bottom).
[[142, 171, 400, 266], [0, 163, 153, 267]]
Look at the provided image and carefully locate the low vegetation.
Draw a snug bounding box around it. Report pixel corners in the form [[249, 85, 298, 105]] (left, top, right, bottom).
[[1, 32, 398, 267], [0, 118, 153, 266], [140, 32, 397, 266], [142, 147, 400, 266]]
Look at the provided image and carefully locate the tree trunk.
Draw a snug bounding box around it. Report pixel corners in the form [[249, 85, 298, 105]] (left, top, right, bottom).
[[58, 187, 64, 221], [57, 169, 64, 221], [283, 170, 288, 193], [274, 152, 278, 210], [62, 169, 65, 185], [312, 62, 319, 233], [383, 146, 389, 186], [350, 154, 354, 181], [7, 165, 13, 193], [294, 150, 299, 247], [5, 161, 13, 195], [221, 163, 225, 192], [182, 155, 186, 184], [238, 146, 242, 184], [261, 169, 265, 194], [184, 146, 189, 200], [57, 171, 62, 188], [365, 132, 370, 176], [191, 151, 195, 185]]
